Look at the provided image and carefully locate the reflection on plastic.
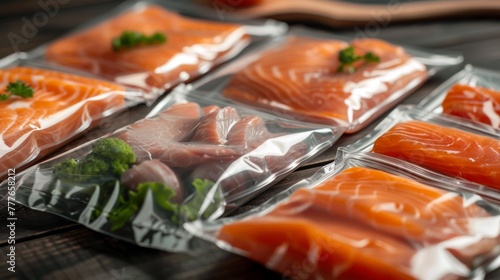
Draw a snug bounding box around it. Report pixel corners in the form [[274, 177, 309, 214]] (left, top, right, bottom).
[[216, 166, 500, 280], [221, 36, 427, 133], [442, 84, 500, 129], [373, 120, 500, 191], [419, 65, 500, 129], [4, 94, 341, 252], [344, 105, 500, 202], [44, 5, 251, 98], [0, 65, 129, 179]]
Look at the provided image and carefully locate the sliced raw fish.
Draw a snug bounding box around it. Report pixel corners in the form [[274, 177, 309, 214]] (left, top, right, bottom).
[[190, 107, 240, 145], [372, 120, 500, 190], [159, 102, 202, 119], [202, 105, 220, 115], [0, 66, 125, 176], [226, 116, 271, 150], [220, 210, 417, 280], [218, 167, 494, 280], [223, 36, 427, 128], [290, 167, 489, 242], [442, 84, 500, 128], [45, 5, 250, 90], [118, 103, 202, 162], [148, 142, 240, 168]]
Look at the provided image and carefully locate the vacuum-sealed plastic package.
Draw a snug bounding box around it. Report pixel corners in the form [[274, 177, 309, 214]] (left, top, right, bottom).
[[24, 0, 287, 102], [186, 151, 500, 280], [0, 56, 144, 179], [186, 26, 463, 133], [344, 105, 500, 201], [419, 65, 500, 128], [2, 89, 342, 252]]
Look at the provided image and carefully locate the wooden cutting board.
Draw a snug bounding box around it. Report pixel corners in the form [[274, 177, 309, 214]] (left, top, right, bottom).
[[204, 0, 500, 27]]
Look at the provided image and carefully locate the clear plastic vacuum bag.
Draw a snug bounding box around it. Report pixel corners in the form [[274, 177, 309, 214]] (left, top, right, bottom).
[[23, 0, 287, 103], [188, 151, 500, 280], [0, 56, 144, 179], [185, 26, 463, 133], [344, 104, 500, 201], [1, 89, 342, 252], [419, 65, 500, 129]]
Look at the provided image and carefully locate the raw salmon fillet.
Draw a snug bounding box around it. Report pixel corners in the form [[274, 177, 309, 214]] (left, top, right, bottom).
[[442, 84, 500, 128], [218, 167, 493, 280], [223, 36, 427, 131], [0, 66, 125, 177], [373, 121, 500, 190], [45, 5, 250, 92]]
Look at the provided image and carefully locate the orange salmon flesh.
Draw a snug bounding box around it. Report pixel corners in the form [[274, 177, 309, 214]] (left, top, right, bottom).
[[45, 5, 250, 92], [373, 120, 500, 191], [442, 84, 500, 128], [223, 36, 427, 130], [218, 167, 493, 280], [0, 66, 125, 176]]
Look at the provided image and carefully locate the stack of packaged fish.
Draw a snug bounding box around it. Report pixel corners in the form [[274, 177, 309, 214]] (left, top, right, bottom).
[[2, 0, 500, 278], [188, 151, 500, 279], [13, 91, 340, 251], [177, 26, 500, 279], [187, 27, 462, 133], [0, 0, 287, 178]]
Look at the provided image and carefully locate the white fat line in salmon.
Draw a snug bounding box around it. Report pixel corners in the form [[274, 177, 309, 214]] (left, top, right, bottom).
[[483, 100, 500, 128]]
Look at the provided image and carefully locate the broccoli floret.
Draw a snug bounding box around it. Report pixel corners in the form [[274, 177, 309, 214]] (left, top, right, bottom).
[[77, 155, 110, 176], [90, 138, 136, 177], [110, 161, 130, 176], [137, 182, 178, 214], [91, 138, 136, 165], [54, 158, 78, 175], [53, 137, 136, 183], [180, 179, 221, 221], [108, 182, 179, 231]]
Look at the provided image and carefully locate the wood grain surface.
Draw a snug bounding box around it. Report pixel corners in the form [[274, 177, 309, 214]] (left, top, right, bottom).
[[1, 0, 499, 279]]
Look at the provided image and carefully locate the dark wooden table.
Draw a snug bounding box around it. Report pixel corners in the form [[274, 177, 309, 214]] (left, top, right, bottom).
[[1, 0, 500, 279]]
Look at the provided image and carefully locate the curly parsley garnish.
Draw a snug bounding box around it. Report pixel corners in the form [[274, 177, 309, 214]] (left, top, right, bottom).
[[112, 31, 167, 51], [337, 46, 380, 73], [0, 81, 34, 101]]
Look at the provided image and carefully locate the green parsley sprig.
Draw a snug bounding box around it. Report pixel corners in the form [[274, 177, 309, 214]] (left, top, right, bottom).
[[112, 31, 167, 52], [337, 46, 380, 73], [0, 81, 34, 101]]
